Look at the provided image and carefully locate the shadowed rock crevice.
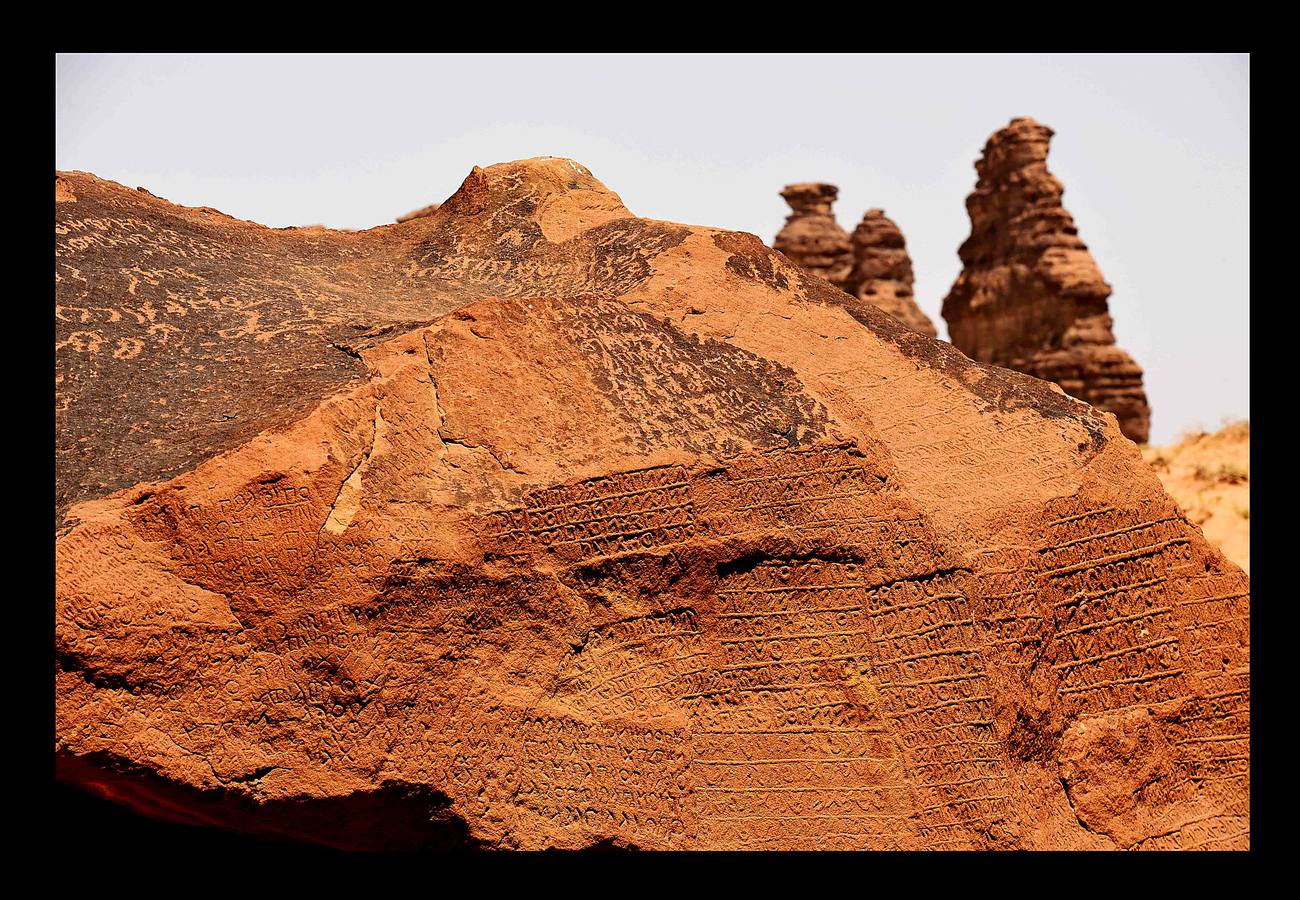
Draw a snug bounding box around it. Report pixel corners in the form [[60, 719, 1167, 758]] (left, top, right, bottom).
[[57, 751, 481, 851]]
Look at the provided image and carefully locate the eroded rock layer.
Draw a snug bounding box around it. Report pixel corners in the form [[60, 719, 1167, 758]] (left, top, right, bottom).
[[56, 159, 1247, 850], [941, 118, 1152, 444], [847, 209, 937, 338], [772, 182, 853, 291]]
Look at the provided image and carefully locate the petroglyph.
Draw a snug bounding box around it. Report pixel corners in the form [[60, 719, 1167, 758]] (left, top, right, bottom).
[[56, 159, 1247, 850]]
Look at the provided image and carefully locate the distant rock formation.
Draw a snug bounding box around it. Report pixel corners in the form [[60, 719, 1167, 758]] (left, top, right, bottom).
[[847, 209, 937, 338], [942, 117, 1151, 444], [773, 189, 937, 337], [773, 183, 852, 290], [396, 202, 440, 223]]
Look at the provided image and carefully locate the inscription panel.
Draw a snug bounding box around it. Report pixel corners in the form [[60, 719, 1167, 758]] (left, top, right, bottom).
[[551, 610, 709, 718], [968, 546, 1048, 673], [486, 466, 699, 562], [861, 570, 1017, 849], [1037, 504, 1194, 714], [693, 559, 915, 850], [708, 445, 891, 535], [1035, 498, 1250, 848], [59, 436, 1249, 849]]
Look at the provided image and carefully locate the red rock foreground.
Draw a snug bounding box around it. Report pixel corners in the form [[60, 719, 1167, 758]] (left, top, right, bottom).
[[55, 159, 1248, 850]]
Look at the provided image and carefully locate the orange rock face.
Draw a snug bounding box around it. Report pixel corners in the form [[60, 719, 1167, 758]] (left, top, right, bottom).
[[773, 182, 853, 291], [55, 159, 1247, 850], [846, 209, 937, 338], [942, 118, 1153, 444]]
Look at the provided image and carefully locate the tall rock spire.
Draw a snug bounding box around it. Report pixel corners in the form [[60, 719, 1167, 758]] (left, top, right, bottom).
[[773, 182, 853, 291], [941, 117, 1152, 443], [847, 209, 937, 338]]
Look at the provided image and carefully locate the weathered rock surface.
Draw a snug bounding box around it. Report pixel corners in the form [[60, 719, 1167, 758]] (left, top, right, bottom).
[[396, 202, 441, 224], [56, 159, 1248, 850], [941, 118, 1153, 444], [772, 183, 853, 291], [846, 209, 937, 338]]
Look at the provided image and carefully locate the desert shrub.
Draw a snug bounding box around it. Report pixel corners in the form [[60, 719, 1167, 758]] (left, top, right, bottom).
[[1191, 462, 1248, 485], [1215, 463, 1249, 485]]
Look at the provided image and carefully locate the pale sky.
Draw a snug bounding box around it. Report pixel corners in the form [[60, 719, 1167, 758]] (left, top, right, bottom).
[[55, 53, 1249, 445]]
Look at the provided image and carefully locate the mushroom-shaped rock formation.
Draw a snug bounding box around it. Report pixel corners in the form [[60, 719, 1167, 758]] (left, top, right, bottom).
[[941, 118, 1152, 444], [772, 182, 854, 291], [55, 158, 1246, 850]]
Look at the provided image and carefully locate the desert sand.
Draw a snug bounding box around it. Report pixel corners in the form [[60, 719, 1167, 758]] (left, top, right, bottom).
[[1144, 422, 1250, 575]]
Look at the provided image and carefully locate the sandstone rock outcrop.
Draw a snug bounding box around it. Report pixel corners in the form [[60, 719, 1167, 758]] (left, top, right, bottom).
[[774, 191, 937, 338], [56, 160, 1247, 850], [846, 209, 937, 338], [772, 183, 853, 290], [941, 118, 1152, 444]]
